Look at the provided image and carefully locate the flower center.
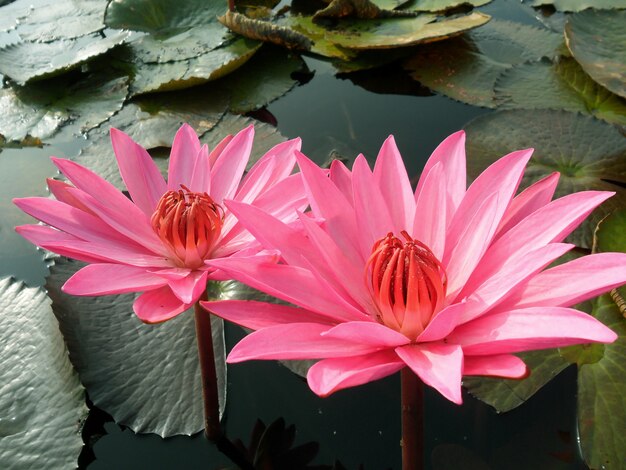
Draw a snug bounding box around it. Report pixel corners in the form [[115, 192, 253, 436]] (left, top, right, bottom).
[[151, 185, 224, 268], [366, 231, 447, 339]]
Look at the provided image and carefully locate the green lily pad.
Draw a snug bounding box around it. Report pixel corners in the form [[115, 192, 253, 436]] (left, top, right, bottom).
[[530, 0, 626, 12], [0, 0, 32, 32], [46, 258, 227, 437], [126, 37, 262, 96], [323, 11, 490, 49], [0, 73, 128, 142], [593, 209, 626, 309], [0, 277, 87, 468], [0, 30, 130, 85], [464, 350, 570, 412], [464, 109, 626, 248], [565, 9, 626, 99], [495, 57, 626, 127], [402, 0, 492, 11], [404, 19, 562, 107], [105, 0, 226, 33], [577, 294, 626, 470]]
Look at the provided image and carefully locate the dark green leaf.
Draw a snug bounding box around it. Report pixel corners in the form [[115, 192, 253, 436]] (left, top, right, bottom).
[[464, 109, 626, 248], [593, 209, 626, 310]]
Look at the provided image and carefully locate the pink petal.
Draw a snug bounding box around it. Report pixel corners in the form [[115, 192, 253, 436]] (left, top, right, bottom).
[[201, 300, 335, 329], [210, 125, 254, 203], [457, 243, 574, 324], [495, 172, 560, 240], [62, 263, 166, 295], [416, 301, 467, 342], [235, 138, 301, 203], [207, 256, 368, 323], [15, 225, 105, 264], [498, 252, 626, 311], [415, 130, 466, 219], [322, 321, 410, 348], [133, 286, 190, 323], [208, 134, 234, 168], [227, 323, 387, 362], [463, 354, 528, 378], [46, 178, 94, 214], [188, 144, 210, 193], [110, 128, 167, 215], [329, 159, 353, 202], [448, 306, 617, 355], [168, 270, 208, 304], [352, 155, 394, 257], [167, 123, 202, 191], [469, 191, 614, 288], [373, 135, 415, 232], [395, 343, 464, 404], [412, 162, 447, 260], [296, 151, 362, 263], [307, 350, 405, 396]]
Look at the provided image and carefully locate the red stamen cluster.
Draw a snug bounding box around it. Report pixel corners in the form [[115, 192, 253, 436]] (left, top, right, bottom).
[[366, 231, 447, 338], [151, 185, 224, 268]]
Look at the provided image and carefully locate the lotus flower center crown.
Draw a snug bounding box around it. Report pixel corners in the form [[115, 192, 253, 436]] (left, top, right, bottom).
[[151, 185, 224, 268], [366, 231, 447, 338]]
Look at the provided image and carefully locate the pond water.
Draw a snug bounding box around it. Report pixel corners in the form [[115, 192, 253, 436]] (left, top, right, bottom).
[[0, 0, 612, 468]]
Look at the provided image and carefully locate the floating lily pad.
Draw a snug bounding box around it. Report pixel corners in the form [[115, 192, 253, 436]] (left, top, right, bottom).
[[0, 0, 31, 32], [565, 9, 626, 99], [495, 57, 626, 127], [464, 350, 570, 412], [105, 0, 226, 33], [402, 0, 492, 11], [404, 19, 562, 107], [577, 294, 626, 470], [464, 110, 626, 248], [126, 37, 261, 96], [46, 258, 227, 437], [593, 210, 626, 308], [0, 30, 130, 85], [0, 277, 87, 468], [530, 0, 626, 12], [0, 74, 128, 142], [323, 11, 490, 49]]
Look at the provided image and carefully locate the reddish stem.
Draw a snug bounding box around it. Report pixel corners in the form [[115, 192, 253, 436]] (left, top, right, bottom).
[[401, 368, 424, 470], [194, 293, 222, 441], [228, 0, 235, 11]]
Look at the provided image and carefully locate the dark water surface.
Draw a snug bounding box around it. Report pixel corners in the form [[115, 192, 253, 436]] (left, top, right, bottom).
[[0, 0, 591, 468]]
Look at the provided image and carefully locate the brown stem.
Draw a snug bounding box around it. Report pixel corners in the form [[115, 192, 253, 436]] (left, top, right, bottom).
[[228, 0, 235, 11], [401, 368, 424, 470], [194, 292, 222, 441]]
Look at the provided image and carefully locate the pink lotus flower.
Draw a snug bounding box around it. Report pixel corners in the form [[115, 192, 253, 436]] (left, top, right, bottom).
[[15, 124, 306, 323], [202, 131, 625, 404]]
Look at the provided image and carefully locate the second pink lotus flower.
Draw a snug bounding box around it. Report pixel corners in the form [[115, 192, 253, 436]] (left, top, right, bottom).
[[203, 131, 625, 404]]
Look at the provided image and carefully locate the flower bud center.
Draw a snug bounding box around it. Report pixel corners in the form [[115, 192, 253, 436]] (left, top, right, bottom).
[[366, 231, 447, 339], [151, 185, 224, 268]]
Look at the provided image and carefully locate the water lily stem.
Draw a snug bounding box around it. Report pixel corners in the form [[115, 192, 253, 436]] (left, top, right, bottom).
[[401, 368, 424, 470], [195, 293, 222, 441], [228, 0, 235, 11]]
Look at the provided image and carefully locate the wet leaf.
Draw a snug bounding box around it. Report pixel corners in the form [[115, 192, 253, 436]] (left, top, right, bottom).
[[565, 9, 626, 99], [323, 12, 490, 49], [593, 209, 626, 311], [46, 258, 227, 437], [0, 30, 130, 85], [530, 0, 626, 12], [464, 109, 626, 248], [577, 294, 626, 470], [495, 57, 626, 127], [0, 277, 87, 468], [0, 73, 128, 142], [125, 37, 262, 96], [105, 0, 226, 33], [402, 0, 492, 11], [219, 11, 313, 51], [464, 350, 570, 413], [404, 19, 562, 107]]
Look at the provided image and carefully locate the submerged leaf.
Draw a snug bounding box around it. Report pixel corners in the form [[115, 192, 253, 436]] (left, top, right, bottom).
[[593, 210, 626, 311], [565, 9, 626, 99], [404, 19, 562, 107], [0, 31, 130, 85], [577, 294, 626, 470], [464, 109, 626, 248], [312, 0, 417, 20], [0, 277, 87, 468], [495, 57, 626, 127], [0, 74, 128, 142], [46, 258, 227, 437]]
